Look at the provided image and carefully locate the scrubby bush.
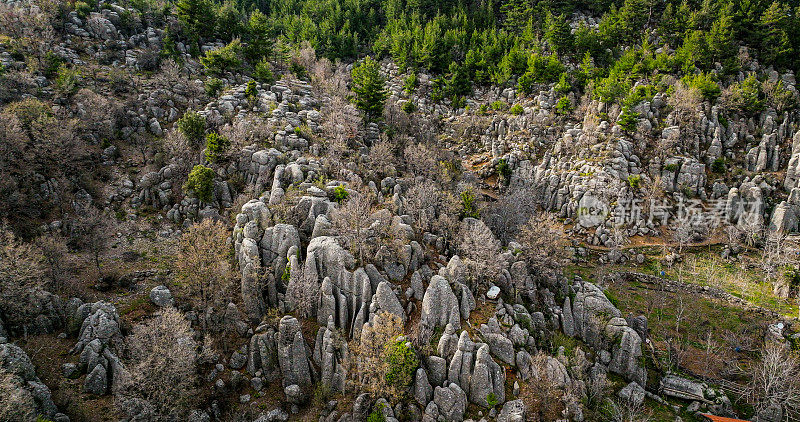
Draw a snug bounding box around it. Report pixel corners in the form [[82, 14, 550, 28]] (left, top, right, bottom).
[[204, 132, 230, 163], [253, 58, 275, 84], [555, 96, 573, 115], [725, 74, 764, 114], [497, 158, 512, 182], [204, 78, 223, 97], [711, 158, 726, 173], [459, 188, 480, 219], [244, 80, 257, 103], [183, 165, 215, 202], [682, 72, 720, 100], [54, 64, 79, 96], [332, 185, 349, 203], [403, 73, 418, 94], [401, 100, 416, 113], [383, 339, 419, 398], [509, 104, 523, 115], [490, 100, 507, 111], [177, 111, 206, 146], [627, 174, 641, 189]]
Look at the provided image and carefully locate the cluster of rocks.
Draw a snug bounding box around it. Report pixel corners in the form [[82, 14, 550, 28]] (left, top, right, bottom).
[[68, 301, 125, 396]]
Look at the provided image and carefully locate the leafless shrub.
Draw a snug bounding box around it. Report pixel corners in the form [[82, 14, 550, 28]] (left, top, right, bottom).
[[0, 224, 46, 332], [117, 307, 199, 421], [458, 218, 504, 289], [404, 179, 445, 234], [744, 342, 800, 421], [671, 217, 693, 253], [520, 353, 568, 421], [667, 82, 702, 127], [603, 396, 653, 422], [403, 143, 440, 180], [321, 96, 362, 165], [485, 185, 540, 244], [517, 212, 567, 272], [366, 135, 398, 178], [35, 234, 69, 294], [761, 231, 795, 282]]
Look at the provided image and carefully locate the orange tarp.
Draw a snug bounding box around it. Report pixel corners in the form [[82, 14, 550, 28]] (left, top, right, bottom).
[[699, 414, 749, 422]]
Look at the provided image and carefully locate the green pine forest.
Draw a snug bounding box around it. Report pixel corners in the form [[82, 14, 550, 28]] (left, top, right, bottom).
[[165, 0, 800, 107]]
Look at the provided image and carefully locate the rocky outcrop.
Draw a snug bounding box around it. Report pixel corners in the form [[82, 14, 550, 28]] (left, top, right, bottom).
[[369, 281, 406, 324], [447, 331, 505, 408], [314, 316, 348, 393], [419, 275, 461, 344], [248, 323, 280, 382], [276, 316, 315, 390], [430, 383, 467, 421], [497, 399, 526, 422], [1, 337, 66, 421], [569, 281, 647, 386], [69, 301, 125, 397]]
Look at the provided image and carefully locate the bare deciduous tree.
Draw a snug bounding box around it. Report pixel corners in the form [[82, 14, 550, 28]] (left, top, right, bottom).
[[71, 207, 109, 280], [173, 219, 235, 328], [117, 307, 199, 421], [485, 185, 540, 245], [366, 136, 398, 178], [671, 217, 693, 253], [330, 190, 374, 265], [404, 143, 439, 180], [35, 234, 69, 294], [352, 311, 405, 401], [603, 396, 653, 422]]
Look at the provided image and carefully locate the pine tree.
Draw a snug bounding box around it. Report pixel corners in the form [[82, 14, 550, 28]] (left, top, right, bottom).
[[759, 1, 793, 69], [244, 10, 275, 63], [351, 56, 389, 120], [544, 11, 573, 55], [176, 0, 217, 41]]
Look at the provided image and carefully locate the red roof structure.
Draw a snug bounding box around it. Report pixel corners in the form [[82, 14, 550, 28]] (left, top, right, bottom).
[[699, 414, 749, 422]]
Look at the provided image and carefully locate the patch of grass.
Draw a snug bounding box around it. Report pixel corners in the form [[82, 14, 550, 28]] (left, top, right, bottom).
[[551, 331, 579, 357]]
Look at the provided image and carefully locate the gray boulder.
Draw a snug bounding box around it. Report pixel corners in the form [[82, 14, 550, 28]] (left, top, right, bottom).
[[149, 285, 174, 307], [414, 368, 433, 406], [84, 364, 107, 395], [660, 375, 706, 402], [433, 383, 467, 421], [248, 326, 279, 381], [479, 318, 515, 366], [618, 382, 646, 406], [447, 331, 505, 408], [606, 318, 647, 386], [314, 316, 348, 393], [497, 399, 526, 422], [370, 281, 406, 323]]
